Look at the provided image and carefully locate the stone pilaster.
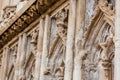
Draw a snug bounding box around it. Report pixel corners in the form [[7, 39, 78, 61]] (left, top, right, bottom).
[[2, 47, 9, 80], [14, 36, 22, 80], [115, 0, 120, 80], [34, 19, 44, 80], [0, 49, 5, 80], [73, 0, 86, 80], [19, 33, 27, 80], [64, 0, 76, 80], [40, 15, 51, 80]]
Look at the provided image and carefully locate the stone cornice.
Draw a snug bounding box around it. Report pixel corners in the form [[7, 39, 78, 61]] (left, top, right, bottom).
[[0, 0, 59, 49]]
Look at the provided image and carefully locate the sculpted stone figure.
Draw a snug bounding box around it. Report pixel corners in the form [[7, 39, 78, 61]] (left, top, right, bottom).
[[30, 30, 38, 56], [43, 9, 68, 80]]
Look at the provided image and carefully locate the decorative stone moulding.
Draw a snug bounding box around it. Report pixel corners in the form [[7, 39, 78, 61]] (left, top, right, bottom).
[[0, 0, 60, 49], [0, 5, 17, 28], [82, 0, 115, 47], [79, 0, 115, 80]]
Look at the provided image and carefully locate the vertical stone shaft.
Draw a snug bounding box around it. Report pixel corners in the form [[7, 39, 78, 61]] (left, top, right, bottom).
[[19, 33, 27, 79], [73, 0, 86, 80], [14, 36, 22, 80], [64, 0, 76, 80], [0, 49, 5, 80], [34, 19, 44, 80], [115, 0, 120, 80], [75, 0, 85, 46], [40, 15, 51, 80], [2, 47, 9, 80]]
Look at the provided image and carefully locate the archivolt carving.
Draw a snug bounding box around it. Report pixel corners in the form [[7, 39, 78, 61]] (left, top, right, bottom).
[[76, 0, 115, 80], [22, 29, 38, 80], [49, 9, 68, 56], [43, 8, 68, 80]]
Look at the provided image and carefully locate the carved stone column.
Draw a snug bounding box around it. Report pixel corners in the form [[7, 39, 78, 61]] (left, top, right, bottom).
[[14, 36, 22, 80], [0, 52, 2, 80], [40, 15, 51, 80], [34, 19, 44, 80], [73, 0, 86, 80], [0, 0, 2, 10], [74, 48, 87, 80], [64, 0, 76, 80], [1, 47, 9, 80], [115, 0, 120, 80], [0, 49, 5, 80], [19, 33, 27, 80], [75, 0, 85, 47]]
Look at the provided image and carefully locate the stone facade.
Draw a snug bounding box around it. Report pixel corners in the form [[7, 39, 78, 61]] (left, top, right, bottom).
[[0, 0, 119, 80]]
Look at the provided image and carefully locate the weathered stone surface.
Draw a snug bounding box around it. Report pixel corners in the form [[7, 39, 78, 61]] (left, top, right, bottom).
[[0, 0, 117, 80]]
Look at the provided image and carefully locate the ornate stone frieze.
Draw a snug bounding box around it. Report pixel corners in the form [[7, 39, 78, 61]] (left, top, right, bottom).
[[0, 6, 17, 28], [0, 0, 60, 49]]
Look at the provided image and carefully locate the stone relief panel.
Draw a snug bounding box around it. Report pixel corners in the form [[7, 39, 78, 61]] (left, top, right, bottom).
[[24, 28, 39, 80], [75, 0, 115, 80], [0, 0, 116, 80], [42, 7, 68, 80]]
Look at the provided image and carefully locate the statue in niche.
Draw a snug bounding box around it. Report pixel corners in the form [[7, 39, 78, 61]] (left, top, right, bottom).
[[30, 30, 38, 57], [44, 9, 68, 80]]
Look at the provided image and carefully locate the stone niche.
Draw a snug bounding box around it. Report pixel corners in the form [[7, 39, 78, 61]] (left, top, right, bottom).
[[76, 0, 115, 80]]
